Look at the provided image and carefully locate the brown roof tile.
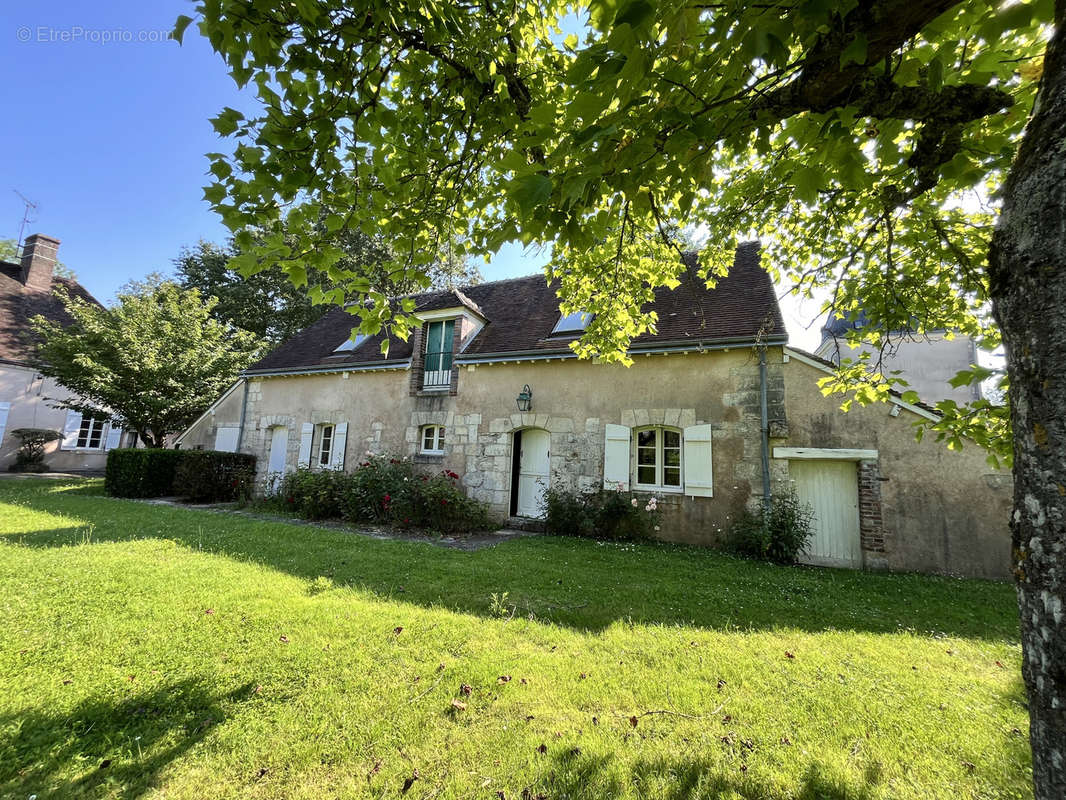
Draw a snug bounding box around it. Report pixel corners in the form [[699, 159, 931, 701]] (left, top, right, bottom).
[[248, 242, 787, 373], [0, 267, 101, 365]]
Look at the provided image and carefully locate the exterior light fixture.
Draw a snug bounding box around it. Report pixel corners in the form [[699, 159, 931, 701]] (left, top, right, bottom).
[[516, 384, 533, 412]]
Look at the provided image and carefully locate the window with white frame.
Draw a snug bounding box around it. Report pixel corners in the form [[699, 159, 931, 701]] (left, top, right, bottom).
[[333, 333, 367, 353], [635, 427, 682, 490], [318, 424, 335, 466], [77, 416, 107, 449], [420, 425, 445, 454]]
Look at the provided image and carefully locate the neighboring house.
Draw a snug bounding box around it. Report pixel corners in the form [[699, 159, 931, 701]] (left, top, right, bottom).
[[178, 243, 1012, 578], [814, 309, 982, 405], [0, 234, 129, 471]]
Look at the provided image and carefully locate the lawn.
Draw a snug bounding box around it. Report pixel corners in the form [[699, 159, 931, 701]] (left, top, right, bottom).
[[0, 478, 1029, 799]]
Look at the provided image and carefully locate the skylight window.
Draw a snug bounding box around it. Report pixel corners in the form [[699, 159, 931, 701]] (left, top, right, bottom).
[[551, 310, 591, 335], [333, 333, 368, 352]]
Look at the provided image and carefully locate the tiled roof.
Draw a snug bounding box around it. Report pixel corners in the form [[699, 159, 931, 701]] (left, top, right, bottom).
[[247, 242, 788, 373], [0, 264, 101, 365]]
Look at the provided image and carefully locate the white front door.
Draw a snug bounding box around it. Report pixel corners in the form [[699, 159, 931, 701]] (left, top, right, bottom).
[[790, 459, 862, 568], [267, 426, 289, 494], [516, 429, 550, 519]]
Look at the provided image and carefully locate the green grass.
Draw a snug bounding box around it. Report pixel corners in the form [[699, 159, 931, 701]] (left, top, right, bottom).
[[0, 478, 1029, 799]]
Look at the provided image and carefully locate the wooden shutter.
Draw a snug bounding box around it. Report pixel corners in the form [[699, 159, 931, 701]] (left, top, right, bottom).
[[0, 402, 10, 447], [60, 410, 82, 450], [603, 423, 631, 490], [683, 424, 714, 497], [297, 422, 314, 468], [104, 423, 122, 451], [330, 422, 348, 471]]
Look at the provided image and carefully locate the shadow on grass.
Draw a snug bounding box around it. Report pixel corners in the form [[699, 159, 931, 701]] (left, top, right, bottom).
[[0, 679, 254, 799], [517, 751, 881, 800], [0, 480, 1020, 640]]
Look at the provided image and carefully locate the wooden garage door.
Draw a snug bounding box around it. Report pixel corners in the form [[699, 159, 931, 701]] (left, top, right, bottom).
[[790, 460, 861, 568]]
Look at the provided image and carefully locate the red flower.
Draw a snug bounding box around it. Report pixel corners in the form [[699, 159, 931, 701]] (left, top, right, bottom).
[[384, 494, 391, 502], [441, 499, 448, 505], [286, 497, 294, 504]]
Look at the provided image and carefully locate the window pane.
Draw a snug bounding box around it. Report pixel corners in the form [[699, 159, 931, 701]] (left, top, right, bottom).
[[663, 430, 680, 449], [637, 466, 656, 485], [637, 429, 656, 447], [663, 467, 681, 487], [423, 428, 434, 450], [436, 427, 445, 448], [664, 448, 681, 467], [88, 421, 103, 448], [637, 447, 656, 466]]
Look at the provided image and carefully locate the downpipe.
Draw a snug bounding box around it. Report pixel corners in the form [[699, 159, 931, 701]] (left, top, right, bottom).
[[759, 346, 772, 510]]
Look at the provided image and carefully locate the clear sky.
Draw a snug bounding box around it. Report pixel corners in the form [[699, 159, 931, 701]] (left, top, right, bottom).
[[0, 0, 824, 348]]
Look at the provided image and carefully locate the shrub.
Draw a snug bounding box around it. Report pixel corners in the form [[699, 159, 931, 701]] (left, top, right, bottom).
[[390, 470, 494, 533], [545, 486, 659, 540], [727, 490, 815, 564], [173, 450, 257, 503], [8, 428, 62, 473], [341, 454, 416, 523], [275, 468, 353, 519], [105, 448, 185, 497]]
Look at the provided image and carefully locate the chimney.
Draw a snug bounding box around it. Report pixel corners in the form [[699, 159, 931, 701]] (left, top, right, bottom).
[[19, 233, 60, 292]]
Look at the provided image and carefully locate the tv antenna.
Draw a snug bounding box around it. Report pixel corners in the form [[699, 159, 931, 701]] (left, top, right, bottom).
[[13, 189, 39, 257]]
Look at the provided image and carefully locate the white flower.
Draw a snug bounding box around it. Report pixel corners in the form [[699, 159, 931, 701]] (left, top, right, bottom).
[[631, 498, 638, 507], [644, 504, 652, 512], [654, 525, 660, 531]]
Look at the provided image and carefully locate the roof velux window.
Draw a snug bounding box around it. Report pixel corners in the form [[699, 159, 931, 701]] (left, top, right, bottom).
[[334, 333, 368, 352], [551, 310, 591, 335]]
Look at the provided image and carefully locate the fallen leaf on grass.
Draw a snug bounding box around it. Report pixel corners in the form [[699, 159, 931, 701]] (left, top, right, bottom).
[[394, 626, 404, 635], [961, 760, 976, 773], [62, 679, 72, 685], [254, 767, 269, 780], [460, 683, 473, 695], [498, 675, 512, 684], [451, 699, 467, 711], [785, 651, 795, 659], [629, 716, 639, 728], [279, 635, 289, 644], [536, 744, 547, 754], [204, 608, 215, 615]]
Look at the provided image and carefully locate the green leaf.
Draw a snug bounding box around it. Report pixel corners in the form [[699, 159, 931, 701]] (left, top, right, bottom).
[[172, 14, 195, 45], [509, 174, 553, 215], [839, 33, 868, 67], [614, 0, 655, 29]]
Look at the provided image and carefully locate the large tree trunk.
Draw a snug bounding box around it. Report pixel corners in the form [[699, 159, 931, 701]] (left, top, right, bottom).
[[988, 14, 1066, 800]]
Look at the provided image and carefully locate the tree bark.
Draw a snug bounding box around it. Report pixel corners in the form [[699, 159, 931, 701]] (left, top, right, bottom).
[[988, 14, 1066, 799]]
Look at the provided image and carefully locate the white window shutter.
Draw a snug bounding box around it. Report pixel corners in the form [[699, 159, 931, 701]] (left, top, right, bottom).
[[0, 402, 10, 446], [104, 423, 122, 451], [683, 424, 714, 497], [330, 422, 348, 471], [213, 426, 239, 452], [61, 410, 82, 450], [297, 422, 314, 468], [603, 423, 631, 490]]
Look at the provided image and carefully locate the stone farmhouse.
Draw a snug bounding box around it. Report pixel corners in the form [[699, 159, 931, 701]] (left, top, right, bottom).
[[178, 243, 1012, 578]]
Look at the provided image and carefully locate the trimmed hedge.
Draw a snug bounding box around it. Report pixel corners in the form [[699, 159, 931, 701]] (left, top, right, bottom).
[[173, 450, 257, 503], [105, 449, 185, 498], [105, 448, 258, 502]]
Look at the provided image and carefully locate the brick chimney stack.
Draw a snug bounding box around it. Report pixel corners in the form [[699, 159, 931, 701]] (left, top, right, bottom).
[[19, 233, 60, 293]]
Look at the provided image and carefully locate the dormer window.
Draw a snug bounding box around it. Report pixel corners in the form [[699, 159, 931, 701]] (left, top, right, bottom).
[[552, 310, 591, 335], [423, 319, 455, 389], [333, 333, 368, 353]]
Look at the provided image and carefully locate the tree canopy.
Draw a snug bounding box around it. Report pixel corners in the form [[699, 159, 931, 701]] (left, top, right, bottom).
[[183, 0, 1049, 460], [175, 227, 483, 345], [31, 281, 260, 447]]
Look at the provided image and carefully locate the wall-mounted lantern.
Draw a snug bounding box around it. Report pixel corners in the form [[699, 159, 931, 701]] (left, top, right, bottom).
[[516, 384, 533, 412]]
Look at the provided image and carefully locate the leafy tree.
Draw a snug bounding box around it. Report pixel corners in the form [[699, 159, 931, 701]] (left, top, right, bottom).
[[176, 228, 482, 345], [181, 1, 1064, 791], [31, 281, 260, 448]]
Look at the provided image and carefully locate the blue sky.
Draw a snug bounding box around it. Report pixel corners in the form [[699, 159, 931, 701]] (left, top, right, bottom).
[[0, 0, 544, 305]]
